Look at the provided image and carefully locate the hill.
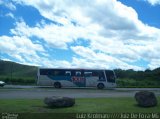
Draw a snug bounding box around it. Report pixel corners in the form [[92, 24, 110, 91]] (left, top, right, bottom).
[[0, 60, 37, 84]]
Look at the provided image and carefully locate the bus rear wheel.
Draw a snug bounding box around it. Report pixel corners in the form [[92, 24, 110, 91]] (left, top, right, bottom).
[[54, 82, 61, 88], [97, 83, 104, 89]]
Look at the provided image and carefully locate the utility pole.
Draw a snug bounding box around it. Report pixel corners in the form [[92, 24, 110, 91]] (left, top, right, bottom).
[[0, 50, 1, 60], [10, 62, 13, 82]]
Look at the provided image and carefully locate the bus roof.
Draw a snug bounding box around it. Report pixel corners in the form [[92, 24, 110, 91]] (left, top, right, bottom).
[[38, 67, 113, 71]]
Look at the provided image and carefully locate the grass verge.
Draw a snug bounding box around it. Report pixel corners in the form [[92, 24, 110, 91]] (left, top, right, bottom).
[[0, 97, 159, 113]]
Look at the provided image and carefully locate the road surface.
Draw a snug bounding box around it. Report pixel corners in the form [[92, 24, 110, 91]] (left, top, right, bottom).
[[0, 85, 160, 99]]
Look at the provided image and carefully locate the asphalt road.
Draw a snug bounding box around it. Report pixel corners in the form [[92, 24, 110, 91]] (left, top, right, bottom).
[[0, 85, 160, 99]]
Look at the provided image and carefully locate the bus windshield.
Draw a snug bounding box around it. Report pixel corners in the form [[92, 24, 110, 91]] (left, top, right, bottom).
[[105, 70, 116, 83]]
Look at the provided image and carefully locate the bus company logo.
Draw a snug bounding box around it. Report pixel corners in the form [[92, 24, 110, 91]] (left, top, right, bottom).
[[72, 76, 85, 82], [2, 113, 18, 119]]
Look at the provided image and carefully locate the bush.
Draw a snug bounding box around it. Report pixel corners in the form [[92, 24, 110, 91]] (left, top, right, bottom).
[[117, 78, 160, 88], [0, 76, 35, 85]]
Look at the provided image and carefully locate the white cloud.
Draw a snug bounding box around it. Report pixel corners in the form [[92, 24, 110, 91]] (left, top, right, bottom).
[[144, 0, 160, 5], [1, 1, 16, 10], [1, 0, 160, 70], [10, 20, 73, 49], [148, 59, 160, 69], [7, 2, 16, 10], [0, 35, 45, 64], [10, 19, 98, 49], [5, 12, 15, 19], [71, 46, 143, 70]]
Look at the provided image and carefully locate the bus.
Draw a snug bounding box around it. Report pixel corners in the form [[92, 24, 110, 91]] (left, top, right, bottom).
[[37, 68, 116, 89]]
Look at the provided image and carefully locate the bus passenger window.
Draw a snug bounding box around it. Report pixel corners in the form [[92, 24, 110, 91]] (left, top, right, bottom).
[[92, 71, 99, 76], [65, 71, 71, 76], [84, 72, 92, 77], [76, 71, 81, 76]]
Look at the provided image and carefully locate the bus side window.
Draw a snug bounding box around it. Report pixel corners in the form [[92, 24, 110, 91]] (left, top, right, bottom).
[[84, 72, 92, 77], [40, 69, 46, 75], [53, 70, 65, 76], [71, 71, 75, 76], [65, 71, 71, 76], [47, 70, 51, 75], [76, 71, 81, 76], [53, 71, 59, 76], [40, 69, 51, 75], [92, 71, 99, 76]]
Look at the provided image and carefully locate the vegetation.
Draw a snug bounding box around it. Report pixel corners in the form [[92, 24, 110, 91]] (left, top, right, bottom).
[[114, 68, 160, 80], [114, 69, 160, 88], [116, 78, 160, 88]]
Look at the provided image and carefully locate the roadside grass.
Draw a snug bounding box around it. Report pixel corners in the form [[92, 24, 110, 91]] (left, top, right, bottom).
[[0, 97, 159, 113]]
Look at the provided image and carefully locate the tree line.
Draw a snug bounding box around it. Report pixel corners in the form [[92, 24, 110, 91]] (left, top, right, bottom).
[[114, 68, 160, 87], [114, 68, 160, 81]]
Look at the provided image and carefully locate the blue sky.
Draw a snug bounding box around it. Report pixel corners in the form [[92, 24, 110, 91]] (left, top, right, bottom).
[[119, 0, 160, 28], [0, 0, 160, 70]]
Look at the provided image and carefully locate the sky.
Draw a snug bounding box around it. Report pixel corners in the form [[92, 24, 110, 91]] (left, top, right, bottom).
[[0, 0, 160, 70]]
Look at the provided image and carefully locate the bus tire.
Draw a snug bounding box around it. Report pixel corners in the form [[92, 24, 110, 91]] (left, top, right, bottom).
[[54, 82, 61, 88], [97, 83, 104, 89]]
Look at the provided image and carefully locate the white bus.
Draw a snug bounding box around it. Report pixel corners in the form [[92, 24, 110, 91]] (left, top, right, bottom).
[[37, 68, 116, 89]]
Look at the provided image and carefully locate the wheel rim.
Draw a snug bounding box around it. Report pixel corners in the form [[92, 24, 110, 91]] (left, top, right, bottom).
[[98, 83, 104, 89]]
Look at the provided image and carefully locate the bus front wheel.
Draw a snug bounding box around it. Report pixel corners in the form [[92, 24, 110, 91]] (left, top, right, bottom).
[[97, 83, 104, 89], [54, 82, 61, 88]]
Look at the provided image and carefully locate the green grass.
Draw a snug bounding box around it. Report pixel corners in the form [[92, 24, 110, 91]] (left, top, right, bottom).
[[0, 97, 159, 113], [0, 97, 159, 119]]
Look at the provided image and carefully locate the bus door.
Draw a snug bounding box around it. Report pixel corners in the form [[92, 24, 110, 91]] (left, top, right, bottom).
[[84, 71, 98, 87], [98, 71, 106, 81], [71, 71, 86, 87]]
